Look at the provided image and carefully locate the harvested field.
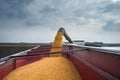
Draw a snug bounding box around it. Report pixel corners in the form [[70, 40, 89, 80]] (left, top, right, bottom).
[[0, 43, 48, 58]]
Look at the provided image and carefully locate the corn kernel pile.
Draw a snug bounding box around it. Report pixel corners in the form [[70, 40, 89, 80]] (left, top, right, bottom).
[[4, 57, 82, 80], [4, 29, 82, 80]]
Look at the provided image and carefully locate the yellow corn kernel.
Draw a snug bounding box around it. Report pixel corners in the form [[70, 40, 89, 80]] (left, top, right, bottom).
[[50, 32, 63, 57], [4, 57, 82, 80]]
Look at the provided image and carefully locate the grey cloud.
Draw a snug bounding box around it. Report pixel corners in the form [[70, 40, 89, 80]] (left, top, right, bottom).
[[0, 0, 32, 19], [40, 5, 57, 14], [104, 3, 120, 12], [99, 2, 120, 15], [24, 0, 102, 27], [103, 20, 120, 31], [24, 18, 47, 26], [0, 0, 120, 43]]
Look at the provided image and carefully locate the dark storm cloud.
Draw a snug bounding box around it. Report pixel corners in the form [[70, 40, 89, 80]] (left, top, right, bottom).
[[24, 0, 102, 27], [40, 5, 57, 14], [103, 20, 120, 31], [0, 0, 32, 19], [99, 1, 120, 32], [0, 0, 120, 43], [24, 18, 48, 26], [24, 5, 58, 26], [99, 2, 120, 15]]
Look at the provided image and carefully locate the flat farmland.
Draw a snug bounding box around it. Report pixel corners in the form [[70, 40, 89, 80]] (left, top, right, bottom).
[[0, 43, 47, 58]]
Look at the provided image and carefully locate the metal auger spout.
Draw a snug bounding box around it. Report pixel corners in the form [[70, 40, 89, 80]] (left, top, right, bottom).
[[50, 27, 73, 57], [58, 27, 73, 43]]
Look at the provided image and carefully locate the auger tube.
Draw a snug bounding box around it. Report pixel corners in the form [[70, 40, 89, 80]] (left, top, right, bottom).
[[50, 27, 73, 57], [58, 27, 73, 43]]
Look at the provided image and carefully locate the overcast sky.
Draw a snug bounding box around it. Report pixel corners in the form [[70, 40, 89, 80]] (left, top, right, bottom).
[[0, 0, 120, 43]]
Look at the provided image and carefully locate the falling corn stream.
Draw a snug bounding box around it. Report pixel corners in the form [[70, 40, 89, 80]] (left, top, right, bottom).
[[4, 29, 82, 80], [50, 32, 63, 57]]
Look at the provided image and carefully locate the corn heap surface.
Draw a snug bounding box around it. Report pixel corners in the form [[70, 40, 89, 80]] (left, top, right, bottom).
[[4, 29, 82, 80], [50, 32, 63, 57], [4, 57, 82, 80]]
